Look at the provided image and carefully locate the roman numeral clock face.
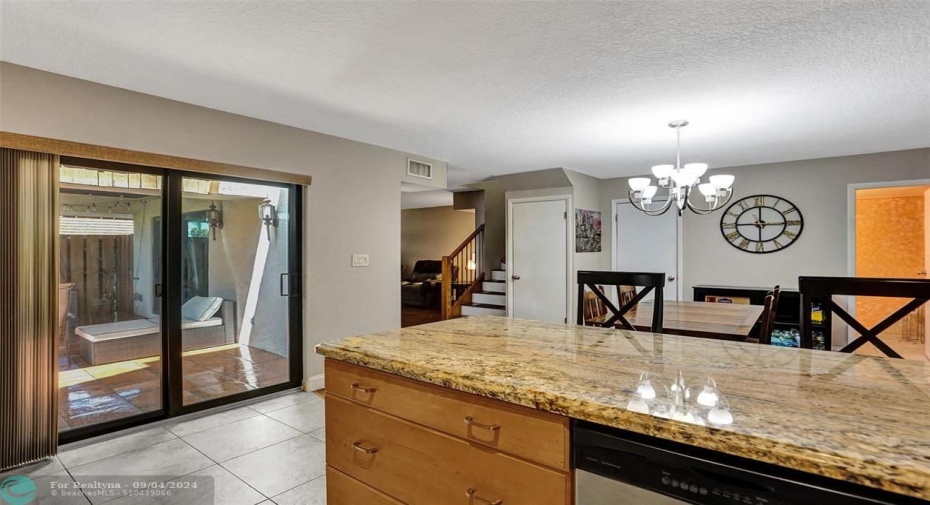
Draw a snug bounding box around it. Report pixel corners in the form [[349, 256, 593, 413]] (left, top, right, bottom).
[[720, 195, 804, 254]]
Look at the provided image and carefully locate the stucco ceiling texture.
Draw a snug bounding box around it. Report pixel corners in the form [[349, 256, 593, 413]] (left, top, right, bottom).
[[1, 1, 928, 185]]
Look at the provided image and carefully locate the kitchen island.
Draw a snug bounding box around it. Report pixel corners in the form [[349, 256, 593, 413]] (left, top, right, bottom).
[[315, 315, 930, 504]]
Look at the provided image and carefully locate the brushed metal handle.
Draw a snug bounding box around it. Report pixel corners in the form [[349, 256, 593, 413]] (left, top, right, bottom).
[[466, 488, 502, 505], [464, 416, 500, 432], [351, 382, 376, 393], [511, 274, 520, 280], [352, 441, 378, 454]]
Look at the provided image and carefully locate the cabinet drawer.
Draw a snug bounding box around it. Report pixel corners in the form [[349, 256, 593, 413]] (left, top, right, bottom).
[[326, 394, 571, 505], [325, 359, 569, 470], [327, 466, 403, 505]]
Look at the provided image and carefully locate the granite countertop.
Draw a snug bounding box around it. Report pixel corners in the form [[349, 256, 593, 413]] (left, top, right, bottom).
[[315, 315, 930, 500]]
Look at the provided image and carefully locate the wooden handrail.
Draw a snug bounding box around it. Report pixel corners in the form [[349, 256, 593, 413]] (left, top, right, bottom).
[[441, 224, 486, 320], [449, 224, 485, 258]]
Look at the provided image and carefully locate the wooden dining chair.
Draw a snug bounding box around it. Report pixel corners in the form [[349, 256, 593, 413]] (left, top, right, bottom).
[[581, 288, 607, 325], [576, 271, 665, 332], [617, 285, 638, 308], [757, 293, 776, 345], [799, 276, 930, 357]]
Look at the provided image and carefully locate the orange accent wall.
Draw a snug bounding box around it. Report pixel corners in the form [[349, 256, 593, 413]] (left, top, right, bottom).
[[855, 194, 925, 330]]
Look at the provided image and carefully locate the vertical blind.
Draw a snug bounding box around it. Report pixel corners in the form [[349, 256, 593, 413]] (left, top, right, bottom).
[[0, 148, 60, 471]]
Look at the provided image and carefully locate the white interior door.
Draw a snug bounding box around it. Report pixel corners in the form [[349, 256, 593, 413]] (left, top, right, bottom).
[[509, 198, 568, 323], [614, 201, 680, 300]]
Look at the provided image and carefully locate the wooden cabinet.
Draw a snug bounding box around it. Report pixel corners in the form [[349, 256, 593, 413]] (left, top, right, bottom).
[[327, 467, 403, 505], [323, 359, 573, 505], [325, 358, 569, 470]]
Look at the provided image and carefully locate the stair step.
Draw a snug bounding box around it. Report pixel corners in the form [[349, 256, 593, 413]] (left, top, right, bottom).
[[490, 270, 507, 281], [473, 292, 506, 305], [483, 280, 506, 293], [462, 303, 506, 317]]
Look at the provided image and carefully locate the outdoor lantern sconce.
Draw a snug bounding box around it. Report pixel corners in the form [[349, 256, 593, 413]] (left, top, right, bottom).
[[206, 201, 223, 241], [259, 198, 278, 241]]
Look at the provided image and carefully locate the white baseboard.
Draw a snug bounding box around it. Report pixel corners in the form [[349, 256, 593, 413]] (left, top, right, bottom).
[[302, 374, 325, 392]]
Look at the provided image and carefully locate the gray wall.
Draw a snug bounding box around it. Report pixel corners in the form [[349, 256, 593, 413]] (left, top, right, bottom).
[[598, 149, 930, 295], [0, 62, 448, 385], [470, 168, 572, 271]]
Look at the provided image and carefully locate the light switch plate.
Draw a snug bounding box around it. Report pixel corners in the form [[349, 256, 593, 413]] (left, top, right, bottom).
[[351, 254, 370, 267]]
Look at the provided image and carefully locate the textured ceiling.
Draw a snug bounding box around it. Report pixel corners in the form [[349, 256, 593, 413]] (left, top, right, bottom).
[[1, 1, 928, 186]]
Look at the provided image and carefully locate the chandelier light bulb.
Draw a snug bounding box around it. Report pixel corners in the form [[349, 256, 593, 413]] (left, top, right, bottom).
[[710, 174, 735, 190], [671, 171, 698, 187], [683, 163, 708, 177], [651, 164, 674, 179], [642, 185, 659, 204], [628, 177, 651, 191], [698, 183, 716, 197]]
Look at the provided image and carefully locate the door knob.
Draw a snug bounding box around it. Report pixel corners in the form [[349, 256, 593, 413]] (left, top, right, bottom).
[[512, 274, 521, 280], [668, 275, 676, 281]]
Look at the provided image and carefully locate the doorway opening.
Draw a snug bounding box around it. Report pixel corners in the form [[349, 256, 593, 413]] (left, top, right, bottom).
[[851, 183, 930, 362], [400, 183, 477, 327]]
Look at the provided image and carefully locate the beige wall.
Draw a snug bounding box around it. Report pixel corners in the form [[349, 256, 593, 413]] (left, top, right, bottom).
[[0, 62, 449, 385], [401, 206, 475, 276]]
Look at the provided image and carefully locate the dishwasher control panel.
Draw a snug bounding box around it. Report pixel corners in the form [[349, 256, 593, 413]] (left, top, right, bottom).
[[580, 451, 782, 505], [658, 469, 769, 505], [574, 421, 907, 505]]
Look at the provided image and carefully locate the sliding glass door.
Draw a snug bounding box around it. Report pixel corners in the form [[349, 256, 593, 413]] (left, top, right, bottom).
[[58, 160, 302, 442], [178, 177, 295, 407], [57, 161, 166, 435]]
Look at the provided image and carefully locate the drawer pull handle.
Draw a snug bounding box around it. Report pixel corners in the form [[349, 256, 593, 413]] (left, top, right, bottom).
[[464, 416, 500, 432], [351, 382, 377, 393], [466, 488, 502, 505], [352, 441, 379, 454]]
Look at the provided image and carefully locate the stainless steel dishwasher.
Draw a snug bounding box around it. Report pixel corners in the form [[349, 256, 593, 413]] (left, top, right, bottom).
[[574, 420, 926, 505]]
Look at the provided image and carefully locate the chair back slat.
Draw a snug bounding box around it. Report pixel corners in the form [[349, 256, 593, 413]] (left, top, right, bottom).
[[577, 271, 665, 332], [799, 276, 930, 356]]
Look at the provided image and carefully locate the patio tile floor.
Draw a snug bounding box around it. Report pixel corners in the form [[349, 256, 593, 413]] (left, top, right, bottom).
[[59, 344, 290, 432]]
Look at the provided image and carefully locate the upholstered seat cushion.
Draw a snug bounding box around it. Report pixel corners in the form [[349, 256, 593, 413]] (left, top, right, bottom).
[[181, 296, 224, 321], [75, 319, 159, 342], [76, 317, 223, 342]]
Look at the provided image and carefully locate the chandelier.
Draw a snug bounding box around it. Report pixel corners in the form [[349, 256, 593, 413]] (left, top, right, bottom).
[[628, 120, 734, 216]]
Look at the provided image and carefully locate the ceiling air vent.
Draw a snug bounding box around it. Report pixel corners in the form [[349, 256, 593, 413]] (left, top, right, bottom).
[[407, 158, 433, 180]]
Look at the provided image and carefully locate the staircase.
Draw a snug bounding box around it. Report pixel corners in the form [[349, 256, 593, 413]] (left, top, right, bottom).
[[461, 263, 507, 317]]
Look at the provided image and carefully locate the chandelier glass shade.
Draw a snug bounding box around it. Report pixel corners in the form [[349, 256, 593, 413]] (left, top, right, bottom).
[[628, 121, 734, 216]]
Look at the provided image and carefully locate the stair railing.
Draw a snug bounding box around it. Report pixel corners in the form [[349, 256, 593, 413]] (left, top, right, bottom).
[[441, 224, 485, 320]]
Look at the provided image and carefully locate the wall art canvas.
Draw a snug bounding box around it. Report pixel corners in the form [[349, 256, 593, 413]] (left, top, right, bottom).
[[575, 209, 601, 253]]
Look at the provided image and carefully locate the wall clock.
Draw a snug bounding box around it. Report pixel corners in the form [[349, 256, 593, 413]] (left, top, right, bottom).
[[719, 194, 803, 254]]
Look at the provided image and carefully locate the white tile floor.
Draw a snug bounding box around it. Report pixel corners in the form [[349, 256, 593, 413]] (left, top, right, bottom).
[[1, 390, 326, 505]]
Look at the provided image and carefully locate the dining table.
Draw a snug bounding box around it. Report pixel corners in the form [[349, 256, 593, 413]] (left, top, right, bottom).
[[610, 300, 765, 341]]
